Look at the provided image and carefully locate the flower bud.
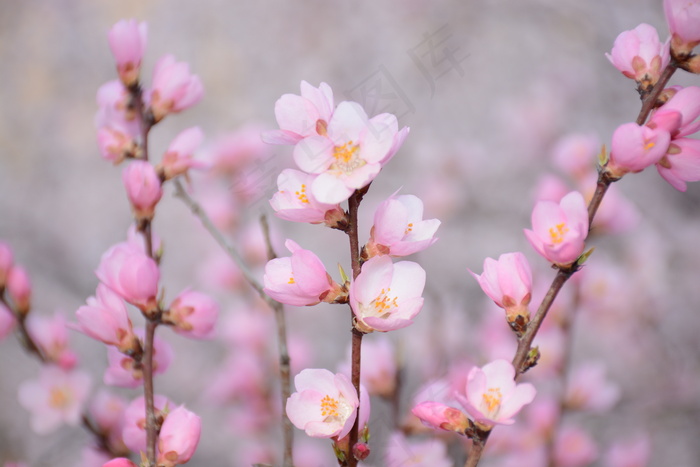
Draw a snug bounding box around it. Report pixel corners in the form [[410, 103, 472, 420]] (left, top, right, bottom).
[[122, 161, 163, 221]]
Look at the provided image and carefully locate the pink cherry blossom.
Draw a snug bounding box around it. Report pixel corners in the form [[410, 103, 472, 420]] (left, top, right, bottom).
[[262, 81, 334, 145], [89, 389, 127, 434], [524, 191, 589, 266], [163, 289, 218, 339], [657, 137, 700, 191], [411, 401, 470, 432], [565, 362, 620, 412], [286, 368, 359, 439], [605, 24, 670, 87], [0, 241, 14, 287], [148, 54, 204, 122], [608, 122, 671, 177], [80, 446, 111, 467], [0, 302, 16, 340], [604, 434, 651, 467], [649, 86, 700, 138], [122, 160, 163, 220], [263, 239, 339, 306], [664, 0, 700, 55], [18, 366, 92, 434], [553, 425, 599, 467], [349, 255, 425, 333], [108, 19, 148, 87], [96, 242, 160, 312], [367, 194, 440, 258], [338, 336, 397, 398], [75, 284, 138, 353], [270, 169, 344, 224], [122, 394, 173, 454], [102, 459, 137, 467], [384, 432, 452, 467], [158, 126, 206, 180], [26, 311, 78, 369], [104, 332, 173, 387], [469, 252, 532, 322], [157, 405, 202, 466], [551, 133, 600, 180], [7, 265, 31, 314], [293, 101, 404, 204], [455, 359, 536, 429]]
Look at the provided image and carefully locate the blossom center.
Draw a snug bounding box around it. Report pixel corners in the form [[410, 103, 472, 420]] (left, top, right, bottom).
[[49, 387, 71, 409], [295, 184, 310, 204], [644, 140, 656, 151], [482, 387, 503, 413], [370, 288, 398, 319], [288, 276, 295, 284], [331, 141, 365, 174], [320, 395, 340, 417], [548, 222, 569, 244], [404, 222, 414, 235]]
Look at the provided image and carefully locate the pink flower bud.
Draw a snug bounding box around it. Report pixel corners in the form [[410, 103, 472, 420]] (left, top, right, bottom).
[[349, 255, 425, 333], [96, 242, 160, 312], [367, 194, 440, 258], [455, 360, 536, 430], [649, 86, 700, 138], [108, 19, 148, 88], [608, 122, 671, 177], [286, 368, 360, 439], [553, 425, 598, 467], [606, 24, 670, 88], [0, 242, 14, 288], [26, 312, 77, 369], [664, 0, 700, 56], [75, 284, 138, 352], [157, 405, 202, 466], [565, 363, 620, 412], [164, 289, 218, 339], [263, 239, 337, 306], [102, 459, 138, 467], [470, 252, 532, 323], [412, 401, 470, 432], [524, 191, 589, 266], [657, 137, 700, 191], [148, 54, 204, 122], [122, 160, 163, 220], [7, 265, 31, 314], [158, 126, 206, 180]]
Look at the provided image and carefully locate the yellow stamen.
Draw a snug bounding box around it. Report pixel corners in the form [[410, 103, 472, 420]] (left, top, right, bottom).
[[644, 140, 656, 150], [320, 395, 340, 417], [288, 277, 295, 284], [482, 388, 503, 413], [49, 387, 69, 409], [333, 141, 359, 164], [548, 222, 569, 244], [405, 222, 414, 234], [294, 184, 310, 204]]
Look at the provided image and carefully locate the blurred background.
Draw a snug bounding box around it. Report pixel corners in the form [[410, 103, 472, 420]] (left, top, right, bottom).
[[2, 0, 700, 466]]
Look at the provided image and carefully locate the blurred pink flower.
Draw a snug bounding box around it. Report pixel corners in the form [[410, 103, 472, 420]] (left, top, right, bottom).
[[148, 54, 204, 122], [26, 311, 77, 369], [524, 191, 589, 266], [349, 255, 425, 333], [96, 242, 160, 312], [75, 284, 138, 353], [656, 137, 700, 191], [18, 366, 91, 434], [293, 101, 404, 204], [270, 169, 343, 224], [263, 81, 334, 145], [164, 289, 218, 339], [367, 194, 440, 258], [470, 252, 532, 323], [157, 405, 202, 466], [604, 434, 651, 467], [89, 389, 127, 434], [608, 122, 670, 177], [263, 239, 338, 306], [338, 336, 397, 398], [455, 359, 536, 429], [553, 425, 599, 467], [108, 19, 148, 87], [606, 23, 670, 86], [565, 362, 620, 412], [122, 394, 173, 454], [664, 0, 700, 55], [158, 126, 206, 180], [104, 332, 173, 387], [7, 265, 31, 314], [286, 368, 359, 439], [384, 432, 452, 467], [122, 160, 163, 220], [551, 133, 599, 181]]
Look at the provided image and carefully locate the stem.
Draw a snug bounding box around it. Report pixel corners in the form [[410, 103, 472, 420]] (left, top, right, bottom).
[[464, 61, 680, 467], [346, 189, 365, 467], [143, 318, 158, 465], [261, 215, 294, 467]]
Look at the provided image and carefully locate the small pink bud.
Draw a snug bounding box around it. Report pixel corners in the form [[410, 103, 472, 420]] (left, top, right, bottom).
[[96, 242, 160, 312], [75, 284, 138, 352], [412, 401, 470, 433], [606, 24, 670, 89], [352, 443, 370, 461], [108, 19, 148, 88], [664, 0, 700, 57], [157, 405, 202, 466], [163, 289, 218, 339], [122, 160, 163, 221], [148, 54, 204, 122], [7, 265, 31, 315], [158, 126, 206, 180]]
